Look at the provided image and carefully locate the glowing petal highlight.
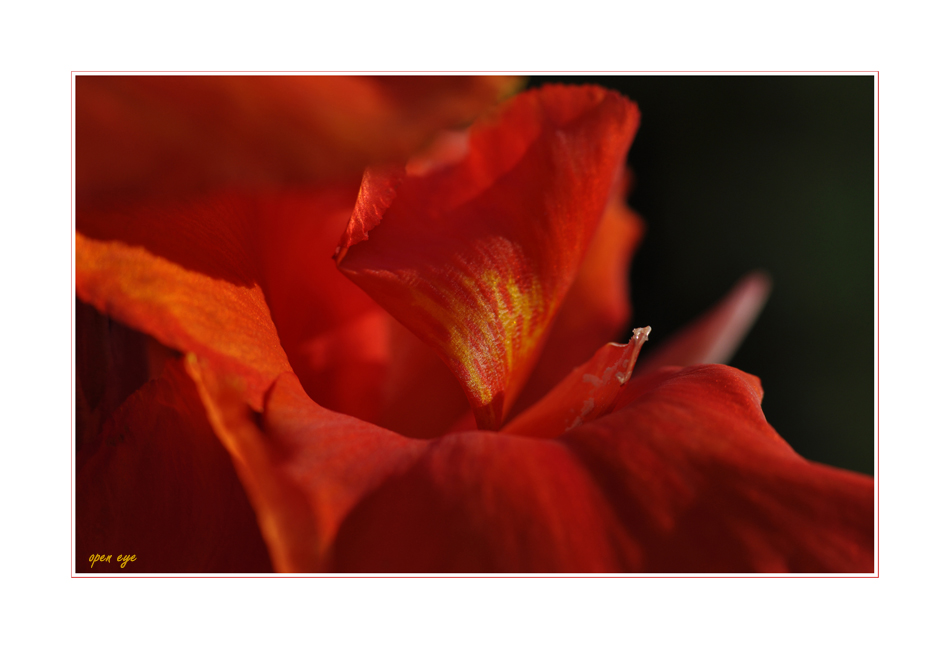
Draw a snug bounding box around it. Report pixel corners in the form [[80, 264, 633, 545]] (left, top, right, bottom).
[[336, 85, 640, 429]]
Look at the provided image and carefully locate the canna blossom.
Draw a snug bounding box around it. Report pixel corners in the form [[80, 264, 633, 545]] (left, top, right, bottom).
[[75, 76, 874, 573]]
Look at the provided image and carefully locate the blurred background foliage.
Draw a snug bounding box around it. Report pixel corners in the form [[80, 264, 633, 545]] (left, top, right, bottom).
[[528, 76, 874, 475]]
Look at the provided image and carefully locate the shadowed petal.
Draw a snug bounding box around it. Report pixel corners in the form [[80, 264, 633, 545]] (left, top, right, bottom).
[[76, 359, 272, 573], [331, 431, 633, 572], [254, 186, 387, 421], [77, 75, 520, 208], [335, 85, 640, 429], [75, 298, 178, 455], [257, 188, 470, 436]]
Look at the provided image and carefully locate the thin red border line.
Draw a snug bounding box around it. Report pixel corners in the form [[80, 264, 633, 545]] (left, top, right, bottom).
[[69, 72, 878, 580], [876, 71, 881, 576], [70, 73, 878, 579], [72, 573, 877, 578], [70, 71, 75, 577], [72, 70, 879, 75]]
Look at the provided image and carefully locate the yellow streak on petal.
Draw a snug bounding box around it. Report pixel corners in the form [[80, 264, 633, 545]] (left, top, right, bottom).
[[398, 238, 550, 429]]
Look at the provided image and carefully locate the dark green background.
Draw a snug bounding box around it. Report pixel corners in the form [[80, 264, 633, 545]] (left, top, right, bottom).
[[528, 76, 874, 476]]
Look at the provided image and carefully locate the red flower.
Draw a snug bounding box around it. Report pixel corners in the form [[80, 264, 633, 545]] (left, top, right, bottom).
[[75, 77, 873, 573]]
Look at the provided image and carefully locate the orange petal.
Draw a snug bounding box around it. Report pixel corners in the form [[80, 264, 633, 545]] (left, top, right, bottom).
[[76, 217, 291, 410], [79, 187, 472, 434], [501, 328, 650, 439], [76, 359, 272, 572], [335, 85, 640, 429], [185, 356, 425, 572], [77, 75, 521, 208], [634, 271, 772, 375]]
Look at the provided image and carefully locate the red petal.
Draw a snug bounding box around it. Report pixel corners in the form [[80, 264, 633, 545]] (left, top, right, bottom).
[[187, 347, 870, 572], [190, 353, 627, 572], [76, 359, 272, 572], [254, 186, 387, 421], [335, 85, 640, 429], [77, 75, 520, 208], [371, 319, 472, 439], [256, 188, 470, 436], [564, 364, 874, 572], [508, 179, 646, 418], [634, 271, 772, 375], [331, 431, 632, 572], [501, 328, 650, 439], [335, 365, 872, 572]]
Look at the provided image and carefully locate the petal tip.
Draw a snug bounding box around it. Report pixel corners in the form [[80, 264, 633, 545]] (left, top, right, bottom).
[[631, 325, 651, 344], [618, 327, 651, 385], [334, 165, 405, 267]]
